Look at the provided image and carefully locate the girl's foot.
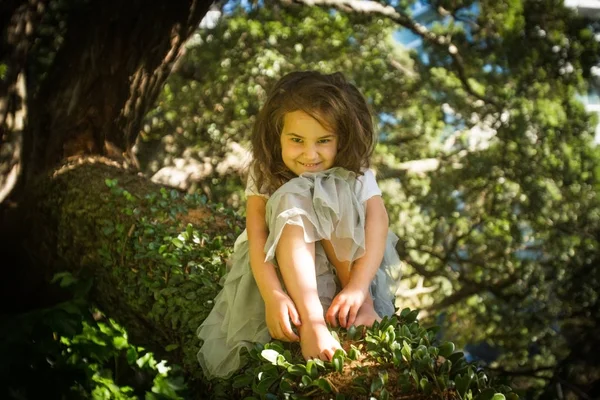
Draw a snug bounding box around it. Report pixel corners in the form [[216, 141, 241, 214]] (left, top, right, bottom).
[[299, 320, 342, 361], [353, 301, 381, 328]]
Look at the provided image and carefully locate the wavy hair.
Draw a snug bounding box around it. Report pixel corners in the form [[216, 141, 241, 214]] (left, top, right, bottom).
[[250, 71, 375, 195]]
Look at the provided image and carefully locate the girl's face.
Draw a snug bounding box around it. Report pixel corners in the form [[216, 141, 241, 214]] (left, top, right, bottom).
[[280, 110, 338, 176]]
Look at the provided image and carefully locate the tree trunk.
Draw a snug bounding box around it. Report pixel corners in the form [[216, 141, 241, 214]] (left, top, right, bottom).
[[1, 0, 213, 204], [23, 158, 243, 380]]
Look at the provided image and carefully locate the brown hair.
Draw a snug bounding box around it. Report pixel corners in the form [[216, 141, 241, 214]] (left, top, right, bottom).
[[250, 71, 375, 195]]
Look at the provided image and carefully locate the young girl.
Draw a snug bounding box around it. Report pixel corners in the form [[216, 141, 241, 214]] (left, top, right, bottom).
[[197, 71, 402, 379]]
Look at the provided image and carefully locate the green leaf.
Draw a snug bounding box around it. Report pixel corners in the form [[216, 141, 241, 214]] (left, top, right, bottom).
[[332, 356, 343, 373], [332, 349, 345, 372], [126, 347, 138, 364], [420, 377, 432, 395], [312, 378, 332, 393], [370, 375, 384, 393], [347, 324, 358, 340], [233, 374, 254, 388], [401, 341, 412, 363], [279, 379, 293, 393], [287, 364, 307, 376], [165, 343, 179, 352], [261, 349, 280, 365], [171, 238, 184, 248], [51, 272, 78, 288], [276, 354, 290, 367], [455, 372, 474, 397], [112, 336, 128, 349], [448, 352, 465, 364], [255, 376, 278, 395], [379, 388, 390, 400], [301, 375, 313, 387], [438, 341, 455, 358], [306, 360, 318, 379], [405, 310, 419, 323]]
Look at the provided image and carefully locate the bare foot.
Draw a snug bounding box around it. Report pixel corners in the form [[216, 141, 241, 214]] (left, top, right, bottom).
[[299, 320, 342, 361], [353, 301, 381, 328]]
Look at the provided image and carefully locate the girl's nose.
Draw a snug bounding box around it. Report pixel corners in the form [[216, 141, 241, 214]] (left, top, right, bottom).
[[304, 145, 317, 159]]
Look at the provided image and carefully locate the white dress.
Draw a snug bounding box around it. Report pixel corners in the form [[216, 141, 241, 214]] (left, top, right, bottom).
[[197, 167, 402, 379]]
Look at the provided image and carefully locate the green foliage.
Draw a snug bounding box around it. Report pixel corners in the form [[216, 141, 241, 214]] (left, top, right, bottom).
[[138, 0, 600, 396], [221, 312, 516, 400], [92, 177, 243, 377], [0, 272, 187, 399], [137, 3, 414, 204], [137, 0, 600, 397]]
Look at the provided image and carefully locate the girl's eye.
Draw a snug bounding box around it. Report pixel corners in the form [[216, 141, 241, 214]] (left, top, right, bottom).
[[291, 138, 302, 143], [318, 139, 331, 144]]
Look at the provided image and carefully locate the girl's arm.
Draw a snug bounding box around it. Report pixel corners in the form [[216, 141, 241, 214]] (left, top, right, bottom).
[[325, 195, 389, 327], [246, 195, 301, 342], [347, 195, 389, 292]]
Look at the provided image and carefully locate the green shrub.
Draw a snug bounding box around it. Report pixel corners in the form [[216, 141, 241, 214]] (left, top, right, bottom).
[[220, 310, 517, 400], [0, 272, 188, 399]]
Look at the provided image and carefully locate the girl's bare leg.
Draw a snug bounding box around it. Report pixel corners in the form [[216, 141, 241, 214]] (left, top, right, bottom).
[[321, 240, 381, 328], [276, 225, 342, 360]]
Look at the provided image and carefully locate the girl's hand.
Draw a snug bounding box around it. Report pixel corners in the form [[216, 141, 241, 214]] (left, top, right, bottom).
[[326, 284, 369, 328], [265, 290, 302, 342]]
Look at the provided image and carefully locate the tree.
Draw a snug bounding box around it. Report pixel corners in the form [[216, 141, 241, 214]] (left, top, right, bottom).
[[1, 0, 599, 398], [0, 0, 213, 203]]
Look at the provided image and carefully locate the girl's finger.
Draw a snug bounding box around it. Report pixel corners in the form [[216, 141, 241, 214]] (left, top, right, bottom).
[[281, 320, 299, 342], [347, 304, 359, 327], [327, 304, 340, 327], [289, 305, 302, 326], [338, 304, 350, 328]]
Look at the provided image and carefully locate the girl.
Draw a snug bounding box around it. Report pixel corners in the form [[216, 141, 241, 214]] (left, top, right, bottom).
[[197, 71, 402, 379]]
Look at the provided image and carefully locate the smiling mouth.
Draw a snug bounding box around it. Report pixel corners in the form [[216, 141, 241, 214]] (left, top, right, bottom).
[[299, 162, 321, 167]]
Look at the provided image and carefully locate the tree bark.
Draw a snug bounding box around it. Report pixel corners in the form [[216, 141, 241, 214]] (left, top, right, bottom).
[[1, 0, 213, 204]]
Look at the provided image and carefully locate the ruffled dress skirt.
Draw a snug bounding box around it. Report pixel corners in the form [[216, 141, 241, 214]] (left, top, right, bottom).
[[197, 168, 402, 379]]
